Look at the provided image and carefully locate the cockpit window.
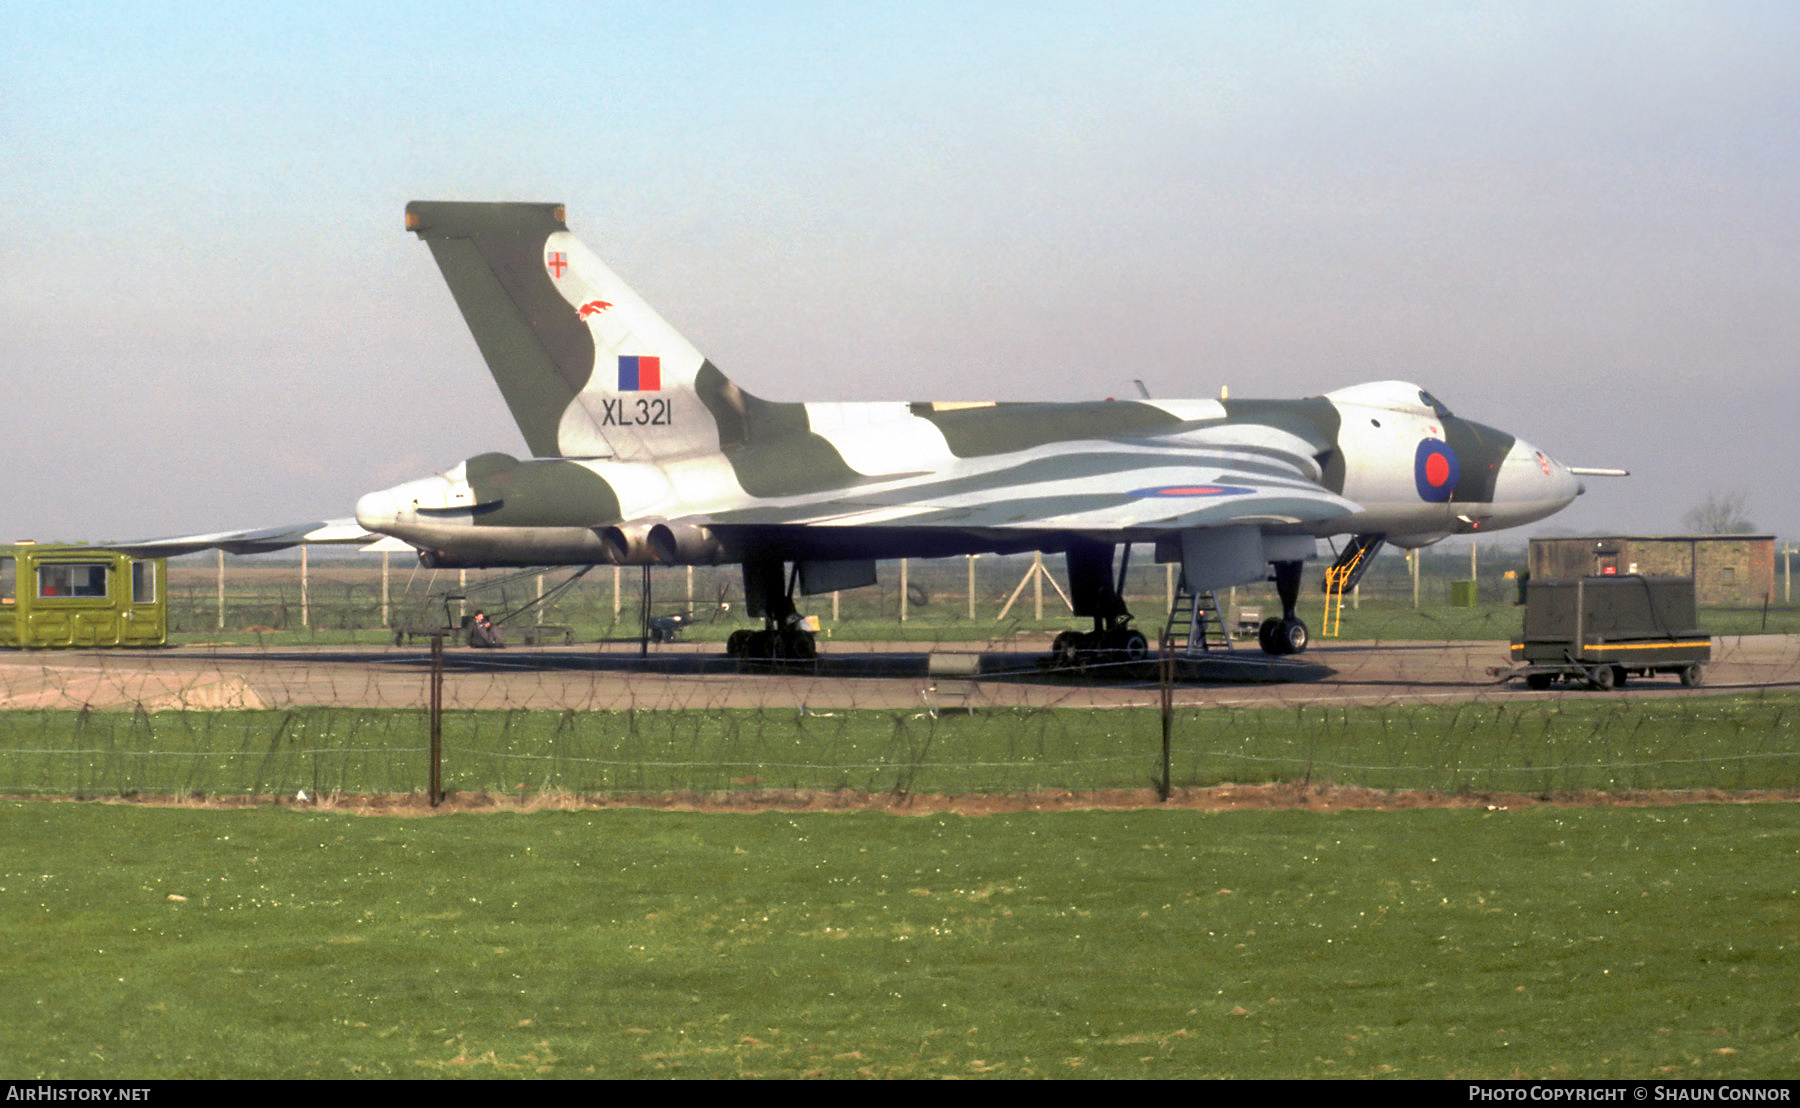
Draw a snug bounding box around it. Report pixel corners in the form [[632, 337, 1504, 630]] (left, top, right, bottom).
[[1418, 390, 1453, 419]]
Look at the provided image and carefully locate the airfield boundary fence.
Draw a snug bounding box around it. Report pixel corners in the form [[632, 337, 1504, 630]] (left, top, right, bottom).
[[5, 550, 1800, 802], [4, 633, 1800, 802], [160, 547, 1555, 638]]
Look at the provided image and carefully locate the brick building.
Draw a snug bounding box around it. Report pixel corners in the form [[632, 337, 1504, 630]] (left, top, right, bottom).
[[1528, 535, 1776, 606]]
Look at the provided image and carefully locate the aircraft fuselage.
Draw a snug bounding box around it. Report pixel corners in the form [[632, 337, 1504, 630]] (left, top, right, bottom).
[[355, 380, 1580, 569]]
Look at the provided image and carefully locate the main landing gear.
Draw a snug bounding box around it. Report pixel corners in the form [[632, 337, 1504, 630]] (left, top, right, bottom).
[[725, 559, 817, 661], [1256, 559, 1310, 656], [1050, 624, 1150, 667], [725, 620, 816, 661], [1049, 539, 1152, 668]]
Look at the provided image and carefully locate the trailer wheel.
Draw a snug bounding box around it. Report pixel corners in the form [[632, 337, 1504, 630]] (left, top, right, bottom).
[[1679, 663, 1704, 688], [1589, 665, 1616, 691], [1525, 672, 1553, 691]]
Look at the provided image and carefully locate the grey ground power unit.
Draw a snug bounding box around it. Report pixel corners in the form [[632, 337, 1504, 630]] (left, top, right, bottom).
[[1509, 575, 1711, 690]]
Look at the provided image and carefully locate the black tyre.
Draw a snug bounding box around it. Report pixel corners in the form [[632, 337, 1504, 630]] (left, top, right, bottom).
[[1257, 617, 1284, 655], [1280, 618, 1309, 655], [1120, 630, 1149, 661], [1589, 664, 1616, 691], [1679, 663, 1704, 688], [1525, 672, 1553, 691]]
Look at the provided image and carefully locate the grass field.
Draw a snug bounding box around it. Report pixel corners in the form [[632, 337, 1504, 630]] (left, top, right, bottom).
[[6, 686, 1797, 1078], [4, 800, 1796, 1079]]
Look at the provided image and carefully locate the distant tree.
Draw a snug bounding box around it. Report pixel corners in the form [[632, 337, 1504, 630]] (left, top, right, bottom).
[[1683, 490, 1757, 534]]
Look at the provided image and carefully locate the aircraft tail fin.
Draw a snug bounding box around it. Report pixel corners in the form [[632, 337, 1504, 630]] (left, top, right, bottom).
[[405, 201, 730, 461]]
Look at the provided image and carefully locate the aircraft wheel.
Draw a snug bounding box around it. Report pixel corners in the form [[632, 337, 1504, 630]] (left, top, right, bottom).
[[1280, 618, 1309, 655], [1611, 665, 1629, 688], [1052, 631, 1081, 668], [1257, 617, 1285, 655], [726, 629, 751, 657], [783, 628, 817, 659], [1679, 663, 1704, 688], [1525, 672, 1553, 691]]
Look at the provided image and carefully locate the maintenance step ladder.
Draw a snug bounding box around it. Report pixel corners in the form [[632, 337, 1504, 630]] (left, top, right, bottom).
[[1164, 584, 1232, 655]]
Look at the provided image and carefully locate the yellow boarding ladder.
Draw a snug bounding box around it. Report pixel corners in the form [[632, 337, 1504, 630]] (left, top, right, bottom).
[[1322, 535, 1385, 637]]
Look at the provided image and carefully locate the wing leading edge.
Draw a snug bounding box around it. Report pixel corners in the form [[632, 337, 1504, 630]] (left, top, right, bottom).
[[109, 519, 384, 558]]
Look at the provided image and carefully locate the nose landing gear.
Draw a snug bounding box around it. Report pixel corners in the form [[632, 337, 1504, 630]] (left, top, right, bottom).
[[1257, 560, 1310, 656], [1258, 615, 1308, 655]]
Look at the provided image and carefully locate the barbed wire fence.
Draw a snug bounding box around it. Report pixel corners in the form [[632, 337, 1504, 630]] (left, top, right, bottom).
[[3, 549, 1799, 804]]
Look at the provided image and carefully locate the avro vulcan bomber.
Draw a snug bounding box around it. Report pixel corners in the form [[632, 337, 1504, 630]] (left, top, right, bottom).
[[131, 202, 1598, 659]]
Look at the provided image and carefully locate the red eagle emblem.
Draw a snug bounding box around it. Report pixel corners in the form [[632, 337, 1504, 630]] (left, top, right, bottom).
[[578, 300, 613, 320]]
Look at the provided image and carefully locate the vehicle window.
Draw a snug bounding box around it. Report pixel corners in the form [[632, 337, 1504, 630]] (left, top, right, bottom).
[[133, 561, 156, 605], [38, 563, 108, 599], [1, 557, 12, 604]]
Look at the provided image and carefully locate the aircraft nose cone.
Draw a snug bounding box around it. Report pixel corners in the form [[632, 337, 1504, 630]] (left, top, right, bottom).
[[1538, 445, 1582, 508], [1492, 439, 1581, 522]]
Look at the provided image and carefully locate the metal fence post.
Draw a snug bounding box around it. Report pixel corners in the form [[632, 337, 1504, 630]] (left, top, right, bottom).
[[1159, 632, 1173, 802], [429, 633, 443, 807]]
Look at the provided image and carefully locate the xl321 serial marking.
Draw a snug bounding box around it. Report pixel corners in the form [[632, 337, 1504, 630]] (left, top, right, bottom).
[[600, 398, 673, 426]]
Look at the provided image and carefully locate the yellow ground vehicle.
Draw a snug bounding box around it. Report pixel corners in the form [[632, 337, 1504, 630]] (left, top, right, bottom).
[[0, 544, 166, 648]]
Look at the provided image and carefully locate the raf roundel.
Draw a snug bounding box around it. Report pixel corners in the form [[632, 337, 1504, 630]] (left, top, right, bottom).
[[1129, 484, 1256, 499], [1413, 439, 1460, 503]]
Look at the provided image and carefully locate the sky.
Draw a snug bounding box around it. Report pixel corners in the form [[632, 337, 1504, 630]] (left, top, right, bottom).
[[4, 1, 1797, 546]]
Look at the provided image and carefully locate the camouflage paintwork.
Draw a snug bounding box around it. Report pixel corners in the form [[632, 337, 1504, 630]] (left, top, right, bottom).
[[121, 202, 1583, 596]]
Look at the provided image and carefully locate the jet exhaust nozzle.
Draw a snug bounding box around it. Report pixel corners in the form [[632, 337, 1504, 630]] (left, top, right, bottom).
[[649, 522, 728, 566], [599, 523, 655, 565], [599, 520, 730, 565]]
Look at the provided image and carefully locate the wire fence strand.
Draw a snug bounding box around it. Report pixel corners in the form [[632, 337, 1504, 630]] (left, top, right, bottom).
[[5, 552, 1800, 803]]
